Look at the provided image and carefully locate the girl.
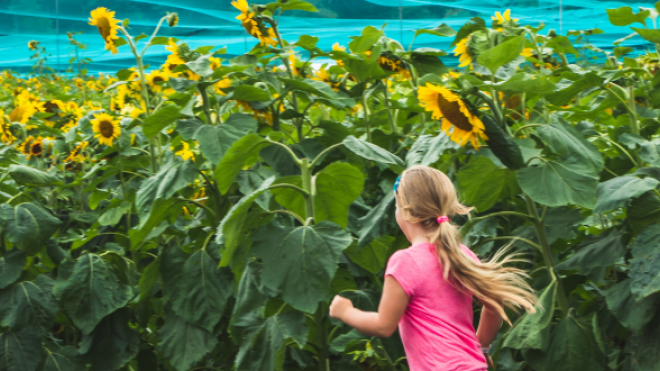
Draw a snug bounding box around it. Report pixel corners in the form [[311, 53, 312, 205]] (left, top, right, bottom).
[[329, 165, 539, 371]]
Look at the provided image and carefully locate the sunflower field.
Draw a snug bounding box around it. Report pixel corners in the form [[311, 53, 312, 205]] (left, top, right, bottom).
[[0, 1, 659, 370]]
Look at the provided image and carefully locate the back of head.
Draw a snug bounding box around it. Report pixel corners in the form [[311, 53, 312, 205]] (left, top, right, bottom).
[[394, 165, 538, 323]]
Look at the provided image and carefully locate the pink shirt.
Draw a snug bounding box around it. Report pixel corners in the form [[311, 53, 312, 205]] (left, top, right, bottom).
[[384, 242, 487, 371]]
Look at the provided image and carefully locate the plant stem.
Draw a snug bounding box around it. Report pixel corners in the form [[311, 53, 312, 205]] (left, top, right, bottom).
[[381, 80, 396, 133], [523, 194, 569, 317], [300, 158, 314, 221], [198, 84, 213, 124], [314, 303, 330, 371], [362, 94, 372, 143]]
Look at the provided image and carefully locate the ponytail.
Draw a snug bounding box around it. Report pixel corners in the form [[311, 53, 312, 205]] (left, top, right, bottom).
[[395, 165, 539, 324]]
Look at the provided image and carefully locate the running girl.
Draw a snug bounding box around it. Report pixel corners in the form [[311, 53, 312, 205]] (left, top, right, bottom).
[[329, 165, 539, 371]]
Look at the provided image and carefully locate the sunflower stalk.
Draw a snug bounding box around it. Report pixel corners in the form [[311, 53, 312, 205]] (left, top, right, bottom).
[[381, 79, 397, 134]]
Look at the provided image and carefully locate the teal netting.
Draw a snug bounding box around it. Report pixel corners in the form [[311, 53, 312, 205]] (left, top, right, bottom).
[[0, 0, 655, 73]]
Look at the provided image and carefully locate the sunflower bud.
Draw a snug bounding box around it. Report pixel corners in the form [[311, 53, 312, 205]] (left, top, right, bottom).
[[547, 29, 557, 38], [166, 12, 179, 27]]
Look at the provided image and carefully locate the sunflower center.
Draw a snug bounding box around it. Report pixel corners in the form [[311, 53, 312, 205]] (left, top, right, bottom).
[[152, 76, 165, 83], [99, 120, 115, 138], [31, 143, 42, 155], [44, 101, 58, 113], [437, 95, 474, 132], [96, 17, 112, 41]]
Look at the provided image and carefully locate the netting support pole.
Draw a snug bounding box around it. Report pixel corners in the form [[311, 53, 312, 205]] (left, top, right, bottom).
[[56, 0, 60, 73], [399, 0, 403, 46], [559, 0, 563, 35]]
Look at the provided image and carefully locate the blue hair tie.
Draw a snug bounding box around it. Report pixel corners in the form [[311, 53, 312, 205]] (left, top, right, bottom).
[[393, 175, 401, 193]]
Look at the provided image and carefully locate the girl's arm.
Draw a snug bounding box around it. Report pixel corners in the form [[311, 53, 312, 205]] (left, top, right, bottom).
[[476, 304, 503, 347], [329, 276, 409, 337]]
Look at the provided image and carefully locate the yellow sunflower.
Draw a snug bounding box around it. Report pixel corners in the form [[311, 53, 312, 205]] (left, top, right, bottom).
[[236, 100, 272, 125], [146, 70, 171, 92], [28, 40, 39, 50], [418, 83, 488, 148], [27, 136, 45, 159], [453, 37, 473, 68], [167, 12, 179, 27], [88, 7, 121, 55], [65, 141, 89, 163], [232, 0, 277, 47], [0, 111, 15, 143], [18, 136, 34, 156], [312, 67, 340, 91], [289, 54, 300, 76], [166, 38, 186, 65], [214, 79, 232, 95], [9, 103, 35, 124], [91, 113, 121, 146], [172, 141, 195, 161], [209, 56, 222, 71]]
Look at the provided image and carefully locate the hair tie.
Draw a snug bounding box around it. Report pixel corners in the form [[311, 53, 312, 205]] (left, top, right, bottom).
[[437, 216, 449, 224]]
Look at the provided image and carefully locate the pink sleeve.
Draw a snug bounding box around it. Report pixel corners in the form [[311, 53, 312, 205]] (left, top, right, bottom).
[[384, 250, 418, 298]]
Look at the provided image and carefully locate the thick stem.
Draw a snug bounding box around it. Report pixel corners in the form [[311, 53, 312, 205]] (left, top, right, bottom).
[[523, 194, 569, 316], [361, 94, 372, 143], [314, 303, 330, 371], [300, 158, 314, 221], [198, 84, 213, 124], [381, 80, 396, 133]]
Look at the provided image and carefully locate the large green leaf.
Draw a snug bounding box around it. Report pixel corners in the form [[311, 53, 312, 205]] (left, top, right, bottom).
[[457, 156, 517, 212], [538, 314, 607, 371], [516, 154, 599, 208], [157, 306, 219, 371], [606, 279, 660, 334], [214, 134, 270, 194], [414, 24, 456, 38], [0, 275, 57, 331], [495, 73, 557, 95], [8, 164, 60, 186], [349, 26, 383, 53], [314, 163, 365, 228], [628, 310, 660, 371], [251, 221, 352, 313], [137, 256, 160, 302], [632, 28, 660, 44], [217, 176, 276, 267], [79, 309, 140, 371], [0, 203, 62, 255], [482, 115, 525, 170], [177, 114, 258, 164], [231, 262, 274, 321], [557, 230, 626, 271], [536, 121, 604, 172], [627, 190, 660, 234], [629, 224, 660, 300], [42, 344, 85, 371], [546, 73, 603, 106], [0, 327, 43, 371], [342, 135, 404, 173], [233, 85, 271, 101], [357, 192, 395, 248], [345, 236, 393, 274], [606, 7, 650, 26], [405, 134, 459, 167], [476, 35, 525, 75], [0, 249, 26, 289], [503, 280, 556, 350], [594, 175, 659, 214], [171, 249, 233, 331], [135, 158, 197, 217], [143, 105, 182, 138], [234, 311, 308, 371], [270, 175, 306, 219], [54, 254, 134, 334]]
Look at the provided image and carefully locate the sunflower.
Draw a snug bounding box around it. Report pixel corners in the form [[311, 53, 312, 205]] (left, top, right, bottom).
[[492, 9, 518, 23], [18, 136, 34, 156], [232, 0, 278, 47], [10, 102, 38, 127], [418, 83, 488, 148], [377, 54, 411, 80], [65, 141, 89, 163], [312, 67, 340, 91], [172, 141, 195, 161], [521, 48, 534, 58], [28, 40, 39, 50], [453, 37, 473, 68], [214, 79, 232, 95], [289, 54, 300, 77], [0, 111, 15, 143], [167, 12, 179, 27], [333, 43, 346, 66], [27, 136, 45, 159], [43, 100, 65, 114], [209, 56, 222, 71], [91, 113, 121, 146], [236, 100, 272, 125], [88, 7, 120, 54], [166, 38, 186, 65], [146, 70, 170, 92]]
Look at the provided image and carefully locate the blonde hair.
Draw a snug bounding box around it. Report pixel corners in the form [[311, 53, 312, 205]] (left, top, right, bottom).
[[394, 165, 539, 324]]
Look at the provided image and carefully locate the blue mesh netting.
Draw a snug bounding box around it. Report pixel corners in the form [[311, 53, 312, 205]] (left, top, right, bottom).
[[0, 0, 655, 73]]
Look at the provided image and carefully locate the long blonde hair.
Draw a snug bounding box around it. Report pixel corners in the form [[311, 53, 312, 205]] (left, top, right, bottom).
[[394, 165, 539, 324]]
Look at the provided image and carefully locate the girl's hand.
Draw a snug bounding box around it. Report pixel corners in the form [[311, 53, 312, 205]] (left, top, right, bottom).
[[329, 295, 354, 321]]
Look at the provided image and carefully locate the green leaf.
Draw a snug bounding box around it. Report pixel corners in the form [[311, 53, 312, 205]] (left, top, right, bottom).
[[349, 26, 383, 54], [482, 115, 525, 170], [79, 309, 139, 371], [185, 54, 214, 78], [0, 249, 26, 289], [344, 57, 388, 81], [0, 275, 57, 330], [135, 158, 197, 217], [345, 236, 393, 274], [54, 254, 134, 334], [234, 311, 308, 371], [357, 192, 395, 248], [252, 221, 352, 313], [329, 329, 367, 353], [457, 156, 516, 212], [213, 134, 270, 194], [314, 163, 365, 228], [629, 224, 660, 300], [516, 154, 599, 208], [546, 36, 579, 55], [157, 306, 218, 371], [130, 198, 186, 247], [607, 7, 650, 26], [536, 121, 604, 171], [137, 257, 160, 302], [477, 35, 525, 75], [451, 17, 486, 47], [594, 176, 659, 214], [8, 164, 60, 186], [217, 176, 275, 267], [233, 85, 270, 101], [177, 114, 258, 164], [343, 135, 404, 173], [42, 344, 85, 371], [0, 203, 62, 256], [405, 134, 459, 167], [0, 327, 43, 371], [632, 27, 660, 44], [280, 0, 318, 12], [149, 36, 170, 45], [539, 314, 607, 371], [495, 74, 557, 95], [171, 249, 233, 331], [546, 73, 603, 106], [231, 262, 274, 321], [556, 230, 626, 271], [142, 105, 182, 138], [628, 310, 660, 371], [606, 279, 660, 334], [503, 280, 556, 350], [409, 53, 448, 76], [414, 24, 456, 39], [627, 190, 660, 234]]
